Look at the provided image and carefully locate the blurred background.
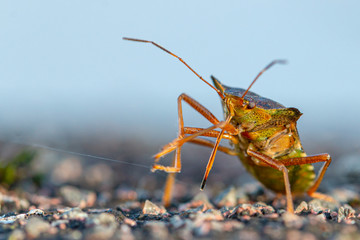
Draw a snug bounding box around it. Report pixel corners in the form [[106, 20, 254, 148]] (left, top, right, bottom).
[[0, 1, 359, 205]]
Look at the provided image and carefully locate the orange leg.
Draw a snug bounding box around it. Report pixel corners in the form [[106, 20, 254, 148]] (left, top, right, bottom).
[[200, 116, 232, 189], [247, 150, 333, 213], [184, 127, 239, 144], [152, 122, 231, 172], [161, 135, 238, 207], [153, 93, 237, 171], [161, 127, 238, 206], [276, 154, 334, 202], [155, 94, 236, 206], [247, 149, 294, 213], [188, 138, 238, 156]]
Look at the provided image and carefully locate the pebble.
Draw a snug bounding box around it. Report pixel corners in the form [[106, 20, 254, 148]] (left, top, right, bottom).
[[0, 186, 357, 239], [27, 209, 44, 216], [25, 217, 52, 239], [144, 221, 170, 240], [295, 201, 309, 214], [60, 207, 88, 220], [8, 229, 25, 240], [59, 185, 96, 208], [51, 219, 69, 229], [338, 205, 356, 223], [282, 212, 304, 229], [169, 215, 185, 229], [118, 224, 135, 240], [179, 192, 214, 211], [308, 199, 325, 214], [0, 193, 29, 213], [84, 224, 117, 240], [230, 203, 264, 217], [142, 200, 167, 215], [238, 230, 260, 240], [214, 186, 237, 207], [86, 213, 116, 227], [193, 209, 224, 226]]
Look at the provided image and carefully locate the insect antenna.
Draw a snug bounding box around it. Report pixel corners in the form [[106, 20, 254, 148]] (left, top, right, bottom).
[[123, 37, 225, 99], [6, 139, 151, 169], [241, 60, 287, 98]]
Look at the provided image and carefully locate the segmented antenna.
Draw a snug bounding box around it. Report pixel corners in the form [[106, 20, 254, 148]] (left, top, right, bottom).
[[241, 60, 287, 98], [123, 37, 225, 99]]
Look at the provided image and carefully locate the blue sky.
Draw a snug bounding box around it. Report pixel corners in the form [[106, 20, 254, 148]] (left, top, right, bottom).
[[0, 1, 359, 147]]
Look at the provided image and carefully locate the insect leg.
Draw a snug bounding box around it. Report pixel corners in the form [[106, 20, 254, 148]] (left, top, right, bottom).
[[161, 133, 238, 207], [200, 116, 232, 190], [184, 127, 239, 143], [162, 154, 178, 207], [152, 122, 228, 171], [247, 149, 294, 213], [153, 93, 237, 169], [153, 93, 236, 206], [188, 138, 238, 156], [276, 154, 335, 202]]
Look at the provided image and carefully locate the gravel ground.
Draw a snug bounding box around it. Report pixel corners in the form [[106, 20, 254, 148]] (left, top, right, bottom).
[[0, 185, 359, 240], [0, 138, 359, 239]]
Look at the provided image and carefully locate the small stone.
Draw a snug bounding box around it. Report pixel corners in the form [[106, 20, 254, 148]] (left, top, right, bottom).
[[107, 209, 126, 222], [60, 208, 88, 220], [1, 197, 17, 213], [236, 188, 250, 204], [8, 229, 25, 240], [175, 219, 193, 239], [222, 220, 244, 231], [214, 186, 237, 207], [84, 224, 116, 240], [64, 230, 82, 240], [27, 209, 44, 216], [233, 204, 262, 217], [286, 230, 317, 240], [0, 215, 17, 224], [254, 202, 275, 215], [123, 217, 136, 226], [144, 221, 169, 240], [193, 209, 224, 226], [116, 187, 138, 201], [142, 200, 166, 215], [263, 222, 285, 239], [51, 220, 69, 229], [263, 213, 279, 219], [282, 212, 304, 229], [25, 217, 52, 239], [193, 221, 211, 237], [179, 192, 214, 211], [238, 230, 260, 240], [314, 213, 327, 222], [170, 215, 185, 229], [16, 214, 26, 220], [118, 224, 135, 240], [86, 213, 116, 228], [308, 199, 325, 214], [19, 199, 30, 210], [295, 201, 308, 214], [338, 205, 356, 223], [189, 192, 214, 210], [59, 185, 96, 208]]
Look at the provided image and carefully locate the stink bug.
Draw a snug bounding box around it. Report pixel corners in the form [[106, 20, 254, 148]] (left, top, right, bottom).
[[123, 37, 334, 213]]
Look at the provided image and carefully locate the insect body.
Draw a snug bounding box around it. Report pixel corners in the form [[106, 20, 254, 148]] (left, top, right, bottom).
[[123, 37, 333, 213]]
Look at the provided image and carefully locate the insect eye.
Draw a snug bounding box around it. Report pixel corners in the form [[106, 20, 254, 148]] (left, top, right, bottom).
[[247, 101, 256, 109]]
